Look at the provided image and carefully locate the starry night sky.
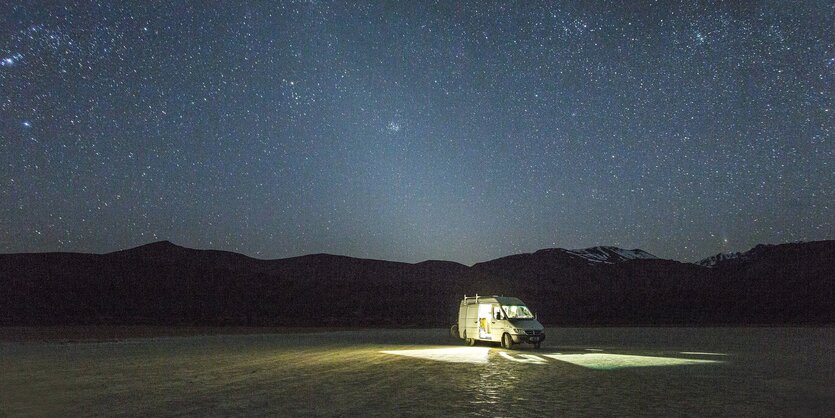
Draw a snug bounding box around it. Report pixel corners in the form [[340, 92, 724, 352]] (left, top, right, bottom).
[[1, 1, 832, 265]]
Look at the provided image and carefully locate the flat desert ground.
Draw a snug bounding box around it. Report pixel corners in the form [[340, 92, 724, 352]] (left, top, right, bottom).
[[1, 327, 832, 416]]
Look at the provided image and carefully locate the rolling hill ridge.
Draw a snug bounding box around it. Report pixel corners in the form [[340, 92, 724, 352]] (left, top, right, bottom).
[[1, 240, 832, 326]]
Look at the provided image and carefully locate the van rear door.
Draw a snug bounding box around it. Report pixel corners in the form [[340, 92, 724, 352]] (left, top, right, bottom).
[[465, 303, 478, 340], [477, 304, 493, 339]]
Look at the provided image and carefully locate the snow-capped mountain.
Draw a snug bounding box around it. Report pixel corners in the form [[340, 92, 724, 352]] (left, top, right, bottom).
[[695, 252, 744, 267], [564, 246, 658, 264]]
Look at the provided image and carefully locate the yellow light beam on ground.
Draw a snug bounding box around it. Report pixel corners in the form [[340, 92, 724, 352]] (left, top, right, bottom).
[[381, 347, 490, 364]]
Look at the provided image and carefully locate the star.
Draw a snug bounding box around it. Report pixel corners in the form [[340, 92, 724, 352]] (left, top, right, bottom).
[[0, 53, 23, 67]]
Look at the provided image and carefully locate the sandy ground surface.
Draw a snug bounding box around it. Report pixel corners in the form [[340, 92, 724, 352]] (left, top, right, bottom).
[[0, 326, 353, 343], [1, 327, 832, 416]]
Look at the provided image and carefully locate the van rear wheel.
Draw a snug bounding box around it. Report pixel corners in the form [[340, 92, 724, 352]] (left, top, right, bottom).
[[501, 333, 514, 349], [463, 331, 475, 346]]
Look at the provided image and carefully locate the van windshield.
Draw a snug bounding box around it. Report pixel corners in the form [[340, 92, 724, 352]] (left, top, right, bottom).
[[502, 305, 534, 319]]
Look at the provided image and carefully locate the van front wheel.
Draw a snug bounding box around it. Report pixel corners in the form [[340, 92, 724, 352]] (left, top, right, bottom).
[[501, 333, 514, 349]]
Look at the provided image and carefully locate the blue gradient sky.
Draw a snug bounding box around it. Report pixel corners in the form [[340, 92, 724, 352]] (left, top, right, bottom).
[[1, 1, 832, 264]]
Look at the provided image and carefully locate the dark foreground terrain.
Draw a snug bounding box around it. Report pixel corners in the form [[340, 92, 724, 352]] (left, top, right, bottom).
[[1, 327, 832, 416]]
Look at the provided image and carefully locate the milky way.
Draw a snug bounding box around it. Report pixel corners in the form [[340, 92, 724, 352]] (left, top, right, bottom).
[[1, 1, 832, 264]]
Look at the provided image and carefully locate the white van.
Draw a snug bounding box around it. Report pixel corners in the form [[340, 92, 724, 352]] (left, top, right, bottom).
[[451, 295, 545, 349]]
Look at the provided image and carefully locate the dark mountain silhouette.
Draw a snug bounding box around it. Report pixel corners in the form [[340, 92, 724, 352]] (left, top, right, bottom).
[[1, 240, 832, 326]]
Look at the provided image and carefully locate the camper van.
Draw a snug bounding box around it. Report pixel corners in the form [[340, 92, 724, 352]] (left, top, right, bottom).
[[451, 295, 545, 349]]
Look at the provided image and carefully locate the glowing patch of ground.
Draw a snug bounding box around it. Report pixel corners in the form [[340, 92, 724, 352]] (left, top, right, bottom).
[[499, 352, 547, 363], [543, 353, 721, 370], [381, 347, 490, 364], [679, 352, 728, 356]]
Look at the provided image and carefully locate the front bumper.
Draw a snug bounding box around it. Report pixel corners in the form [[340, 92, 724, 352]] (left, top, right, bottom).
[[511, 333, 545, 344]]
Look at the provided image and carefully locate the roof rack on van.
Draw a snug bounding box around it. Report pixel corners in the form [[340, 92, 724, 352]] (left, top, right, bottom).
[[462, 294, 503, 304]]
